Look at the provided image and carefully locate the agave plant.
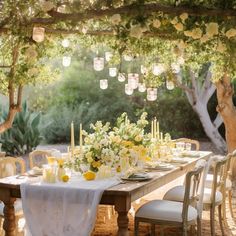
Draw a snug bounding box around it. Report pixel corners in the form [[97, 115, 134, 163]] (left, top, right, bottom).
[[0, 101, 43, 156]]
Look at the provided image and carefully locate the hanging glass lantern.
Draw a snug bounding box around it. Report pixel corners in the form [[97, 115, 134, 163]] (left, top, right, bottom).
[[93, 57, 104, 71], [62, 56, 71, 67], [109, 67, 117, 77], [125, 84, 133, 95], [177, 57, 185, 65], [128, 73, 139, 89], [105, 52, 113, 62], [138, 83, 146, 92], [171, 63, 180, 74], [118, 73, 126, 82], [147, 88, 157, 101], [166, 80, 175, 90], [123, 55, 133, 61], [152, 63, 165, 76], [140, 65, 148, 75], [100, 79, 108, 89], [32, 27, 45, 43], [61, 39, 70, 48]]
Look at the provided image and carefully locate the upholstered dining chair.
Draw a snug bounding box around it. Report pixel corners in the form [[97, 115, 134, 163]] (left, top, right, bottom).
[[163, 155, 228, 236], [0, 157, 25, 234], [204, 150, 236, 220], [29, 149, 52, 169], [134, 160, 206, 236], [174, 138, 200, 151]]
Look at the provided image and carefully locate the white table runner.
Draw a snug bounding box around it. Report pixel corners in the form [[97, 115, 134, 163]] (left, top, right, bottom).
[[20, 176, 119, 236]]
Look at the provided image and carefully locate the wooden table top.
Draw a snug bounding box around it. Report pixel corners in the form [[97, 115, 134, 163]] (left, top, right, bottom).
[[0, 151, 212, 201]]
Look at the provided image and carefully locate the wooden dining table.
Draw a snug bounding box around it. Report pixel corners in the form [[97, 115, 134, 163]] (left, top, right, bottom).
[[0, 151, 212, 236]]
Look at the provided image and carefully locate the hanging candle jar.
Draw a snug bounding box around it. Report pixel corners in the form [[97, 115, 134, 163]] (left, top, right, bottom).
[[128, 73, 139, 89], [147, 88, 157, 101], [125, 84, 133, 95], [140, 65, 148, 75], [109, 67, 117, 77], [166, 80, 175, 90], [61, 39, 70, 48], [118, 73, 126, 82], [123, 55, 133, 61], [105, 52, 113, 62], [93, 57, 104, 71], [100, 79, 108, 90], [138, 83, 146, 92], [152, 63, 165, 76], [32, 27, 45, 43], [62, 56, 71, 67]]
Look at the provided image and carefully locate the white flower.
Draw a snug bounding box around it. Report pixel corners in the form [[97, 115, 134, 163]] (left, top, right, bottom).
[[174, 22, 184, 31], [225, 28, 236, 38], [216, 41, 226, 53], [41, 1, 55, 12], [184, 30, 193, 37], [200, 34, 210, 43], [170, 17, 178, 25], [206, 22, 219, 37], [25, 46, 38, 61], [191, 28, 202, 39], [130, 25, 145, 39], [110, 14, 121, 25], [153, 19, 161, 28], [179, 13, 188, 22]]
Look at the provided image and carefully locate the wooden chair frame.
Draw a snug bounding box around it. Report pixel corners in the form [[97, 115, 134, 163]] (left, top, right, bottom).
[[29, 150, 52, 169], [174, 138, 200, 151]]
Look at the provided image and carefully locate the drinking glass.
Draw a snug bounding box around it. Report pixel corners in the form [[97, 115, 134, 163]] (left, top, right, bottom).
[[42, 164, 57, 183], [185, 143, 192, 151]]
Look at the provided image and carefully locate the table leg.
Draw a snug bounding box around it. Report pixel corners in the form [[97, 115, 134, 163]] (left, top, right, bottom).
[[3, 197, 16, 236], [115, 196, 131, 236]]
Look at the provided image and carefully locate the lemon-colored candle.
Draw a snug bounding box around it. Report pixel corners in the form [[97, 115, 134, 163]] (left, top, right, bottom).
[[154, 117, 157, 139], [151, 120, 154, 138], [79, 123, 83, 151], [160, 132, 163, 143], [71, 121, 75, 158], [156, 121, 159, 140]]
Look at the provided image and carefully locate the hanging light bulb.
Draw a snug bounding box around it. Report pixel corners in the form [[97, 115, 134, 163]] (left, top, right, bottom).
[[140, 65, 148, 75], [105, 52, 113, 62], [62, 56, 71, 67], [32, 27, 45, 43], [125, 84, 133, 95], [166, 80, 175, 90], [118, 73, 126, 82], [171, 63, 181, 74], [61, 39, 70, 48], [123, 55, 133, 61], [93, 57, 104, 71], [138, 83, 146, 92], [100, 79, 108, 89], [109, 67, 117, 77], [147, 88, 157, 101], [128, 73, 139, 89], [152, 63, 165, 76]]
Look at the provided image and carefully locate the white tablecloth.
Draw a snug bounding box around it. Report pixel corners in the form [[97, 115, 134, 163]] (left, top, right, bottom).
[[20, 175, 119, 236]]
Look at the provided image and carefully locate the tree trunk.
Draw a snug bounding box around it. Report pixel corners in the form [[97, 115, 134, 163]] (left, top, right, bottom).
[[215, 74, 236, 153]]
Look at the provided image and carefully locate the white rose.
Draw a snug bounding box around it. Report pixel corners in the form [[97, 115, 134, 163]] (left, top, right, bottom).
[[184, 30, 193, 37], [216, 41, 226, 53], [200, 34, 210, 43], [130, 25, 144, 39], [174, 22, 184, 31], [179, 13, 188, 22], [206, 22, 219, 37], [41, 1, 55, 12], [191, 28, 202, 39], [225, 28, 236, 38], [152, 19, 161, 28], [110, 14, 121, 25]]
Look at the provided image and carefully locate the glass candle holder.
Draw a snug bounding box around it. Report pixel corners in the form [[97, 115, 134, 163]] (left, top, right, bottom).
[[118, 73, 126, 82], [100, 79, 108, 89], [125, 84, 133, 95], [93, 57, 104, 71], [166, 80, 175, 90], [152, 63, 165, 76], [109, 67, 117, 77], [128, 73, 139, 89], [61, 39, 70, 48], [138, 83, 146, 92], [42, 164, 57, 183], [32, 27, 45, 43], [147, 88, 157, 101], [105, 52, 113, 62], [62, 56, 71, 67]]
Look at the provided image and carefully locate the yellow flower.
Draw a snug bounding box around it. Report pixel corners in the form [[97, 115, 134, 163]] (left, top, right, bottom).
[[122, 140, 134, 147], [206, 22, 219, 37], [216, 41, 226, 53], [92, 161, 101, 168], [170, 17, 178, 25], [62, 175, 70, 182], [130, 25, 144, 39], [191, 28, 202, 39], [153, 19, 161, 28], [184, 30, 193, 37], [134, 135, 142, 142], [110, 14, 121, 25], [225, 28, 236, 38], [83, 171, 96, 181], [179, 13, 188, 22], [200, 34, 210, 43], [174, 23, 184, 31]]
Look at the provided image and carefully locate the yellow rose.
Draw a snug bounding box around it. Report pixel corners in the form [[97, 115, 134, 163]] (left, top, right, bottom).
[[179, 13, 188, 22], [134, 135, 142, 142], [184, 30, 193, 37], [153, 19, 161, 28], [225, 28, 236, 38], [92, 161, 101, 168], [174, 23, 184, 31], [206, 22, 219, 37], [200, 34, 210, 43], [191, 28, 202, 39], [216, 41, 226, 53], [110, 14, 121, 25]]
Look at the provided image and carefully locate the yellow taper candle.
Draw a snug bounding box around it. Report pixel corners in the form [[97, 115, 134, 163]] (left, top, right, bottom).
[[154, 117, 157, 139], [156, 121, 159, 140], [71, 121, 75, 158], [160, 132, 163, 143], [151, 120, 154, 139], [79, 123, 83, 151]]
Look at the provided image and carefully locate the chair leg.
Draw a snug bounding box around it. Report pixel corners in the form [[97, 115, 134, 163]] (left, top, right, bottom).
[[222, 191, 227, 221], [151, 223, 155, 236], [182, 226, 188, 236], [134, 218, 139, 236], [197, 217, 202, 236], [228, 190, 234, 218], [210, 207, 215, 236], [218, 205, 225, 236]]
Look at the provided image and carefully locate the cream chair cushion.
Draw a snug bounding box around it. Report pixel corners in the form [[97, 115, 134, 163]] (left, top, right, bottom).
[[136, 200, 197, 223], [203, 188, 222, 205], [205, 174, 232, 190], [0, 199, 23, 216]]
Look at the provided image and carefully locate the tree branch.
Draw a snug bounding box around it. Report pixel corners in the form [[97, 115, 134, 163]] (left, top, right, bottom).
[[31, 3, 236, 25], [213, 113, 223, 129]]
